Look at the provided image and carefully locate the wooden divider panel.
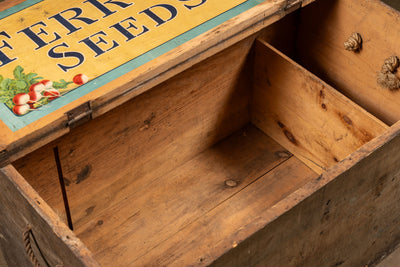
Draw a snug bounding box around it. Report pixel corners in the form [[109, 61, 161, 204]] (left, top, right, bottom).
[[212, 118, 400, 267], [251, 39, 388, 174], [296, 0, 400, 125]]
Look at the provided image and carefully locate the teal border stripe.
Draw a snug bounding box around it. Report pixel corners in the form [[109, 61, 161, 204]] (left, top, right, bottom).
[[0, 0, 265, 131], [0, 0, 43, 19]]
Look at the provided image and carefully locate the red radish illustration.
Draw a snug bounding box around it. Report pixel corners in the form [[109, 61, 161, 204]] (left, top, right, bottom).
[[13, 104, 31, 115], [28, 99, 46, 109], [73, 74, 88, 85], [13, 93, 30, 105], [40, 80, 53, 89], [29, 82, 45, 92], [1, 66, 78, 117], [44, 89, 60, 100], [28, 91, 42, 103]]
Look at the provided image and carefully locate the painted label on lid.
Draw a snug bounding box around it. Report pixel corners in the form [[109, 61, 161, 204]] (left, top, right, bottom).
[[0, 0, 255, 131]]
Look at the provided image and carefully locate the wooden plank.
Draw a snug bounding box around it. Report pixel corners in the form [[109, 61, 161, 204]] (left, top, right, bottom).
[[11, 136, 68, 223], [13, 35, 255, 225], [251, 39, 388, 174], [0, 0, 306, 167], [376, 244, 400, 267], [133, 156, 317, 266], [0, 0, 25, 12], [296, 0, 400, 125], [211, 118, 400, 267], [74, 125, 298, 266], [0, 165, 98, 267], [258, 10, 299, 59]]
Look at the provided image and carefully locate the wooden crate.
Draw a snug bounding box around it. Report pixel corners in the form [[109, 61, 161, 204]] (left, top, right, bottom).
[[1, 0, 400, 266]]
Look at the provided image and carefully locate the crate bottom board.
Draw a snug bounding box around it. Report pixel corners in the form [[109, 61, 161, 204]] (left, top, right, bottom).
[[77, 124, 317, 265], [18, 124, 317, 266]]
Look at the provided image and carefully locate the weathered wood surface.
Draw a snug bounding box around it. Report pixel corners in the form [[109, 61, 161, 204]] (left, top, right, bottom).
[[14, 34, 255, 228], [377, 243, 400, 267], [295, 0, 400, 125], [0, 0, 316, 167], [0, 165, 98, 267], [212, 120, 400, 267], [5, 1, 400, 266], [252, 39, 388, 174], [0, 0, 25, 12], [76, 125, 308, 266], [13, 122, 316, 266], [133, 153, 317, 266]]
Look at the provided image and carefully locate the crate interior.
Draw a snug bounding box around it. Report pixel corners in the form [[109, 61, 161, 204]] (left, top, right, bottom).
[[260, 0, 400, 126], [10, 0, 395, 265]]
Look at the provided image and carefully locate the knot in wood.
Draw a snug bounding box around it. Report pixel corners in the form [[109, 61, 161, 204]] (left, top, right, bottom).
[[344, 32, 362, 52], [225, 179, 238, 187], [378, 56, 400, 90]]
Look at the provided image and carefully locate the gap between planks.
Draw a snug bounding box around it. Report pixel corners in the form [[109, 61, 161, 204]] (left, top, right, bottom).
[[133, 156, 318, 266], [72, 125, 305, 266], [133, 149, 294, 262]]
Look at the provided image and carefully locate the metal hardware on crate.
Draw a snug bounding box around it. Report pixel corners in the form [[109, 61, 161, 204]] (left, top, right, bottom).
[[66, 101, 92, 129]]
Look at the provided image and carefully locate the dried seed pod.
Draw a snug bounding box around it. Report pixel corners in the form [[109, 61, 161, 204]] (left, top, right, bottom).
[[381, 56, 400, 74], [344, 32, 362, 52], [377, 72, 400, 90], [378, 56, 400, 90]]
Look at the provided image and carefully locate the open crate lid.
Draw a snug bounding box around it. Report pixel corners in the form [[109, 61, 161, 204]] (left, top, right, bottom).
[[0, 0, 312, 165]]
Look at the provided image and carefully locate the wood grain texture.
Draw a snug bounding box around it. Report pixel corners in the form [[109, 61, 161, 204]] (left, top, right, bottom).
[[0, 0, 313, 166], [212, 120, 400, 267], [134, 156, 317, 266], [295, 0, 400, 125], [0, 0, 25, 12], [252, 39, 388, 174], [0, 165, 98, 267], [377, 243, 400, 267], [14, 35, 255, 231], [74, 125, 298, 266]]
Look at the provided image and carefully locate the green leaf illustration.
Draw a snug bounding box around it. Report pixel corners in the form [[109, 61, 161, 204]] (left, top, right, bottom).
[[53, 79, 73, 89], [15, 80, 27, 90], [0, 78, 11, 91], [13, 65, 24, 80], [25, 73, 42, 85], [0, 65, 74, 115]]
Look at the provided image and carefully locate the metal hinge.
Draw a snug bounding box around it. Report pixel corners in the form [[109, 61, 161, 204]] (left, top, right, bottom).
[[66, 101, 92, 129]]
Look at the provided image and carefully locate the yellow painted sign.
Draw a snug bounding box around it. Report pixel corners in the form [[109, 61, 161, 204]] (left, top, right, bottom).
[[1, 0, 246, 79], [0, 0, 246, 119]]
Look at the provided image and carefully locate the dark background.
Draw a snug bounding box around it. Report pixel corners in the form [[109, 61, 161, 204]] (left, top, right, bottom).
[[381, 0, 400, 10], [382, 0, 400, 10]]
